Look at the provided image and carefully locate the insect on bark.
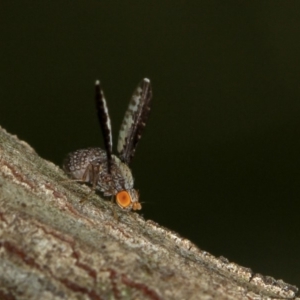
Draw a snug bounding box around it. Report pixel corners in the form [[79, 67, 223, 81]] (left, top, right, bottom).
[[63, 78, 152, 211]]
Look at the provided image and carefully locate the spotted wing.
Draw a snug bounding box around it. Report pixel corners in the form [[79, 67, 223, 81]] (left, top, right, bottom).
[[117, 78, 152, 165], [95, 80, 113, 172]]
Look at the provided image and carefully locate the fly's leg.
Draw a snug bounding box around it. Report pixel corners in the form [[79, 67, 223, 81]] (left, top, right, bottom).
[[110, 195, 119, 220], [80, 162, 101, 204]]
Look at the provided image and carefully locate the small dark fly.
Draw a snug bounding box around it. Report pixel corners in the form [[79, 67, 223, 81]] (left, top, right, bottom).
[[63, 78, 152, 210]]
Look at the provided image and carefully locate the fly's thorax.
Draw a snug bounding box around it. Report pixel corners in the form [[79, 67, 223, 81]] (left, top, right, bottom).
[[115, 189, 141, 211], [113, 156, 134, 189], [96, 155, 134, 195]]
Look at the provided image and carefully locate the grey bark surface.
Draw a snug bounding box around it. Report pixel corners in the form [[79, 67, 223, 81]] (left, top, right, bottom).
[[0, 125, 298, 300]]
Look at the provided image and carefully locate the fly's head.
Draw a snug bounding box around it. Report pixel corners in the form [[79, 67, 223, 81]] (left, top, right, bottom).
[[115, 189, 141, 211], [109, 158, 141, 210]]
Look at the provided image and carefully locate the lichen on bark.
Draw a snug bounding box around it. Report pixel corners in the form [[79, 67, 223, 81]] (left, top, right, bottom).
[[0, 126, 298, 300]]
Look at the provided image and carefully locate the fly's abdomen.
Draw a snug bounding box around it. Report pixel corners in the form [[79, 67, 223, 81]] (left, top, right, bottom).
[[63, 147, 107, 183]]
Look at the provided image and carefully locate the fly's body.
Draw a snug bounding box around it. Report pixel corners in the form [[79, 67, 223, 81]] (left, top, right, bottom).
[[63, 78, 152, 211]]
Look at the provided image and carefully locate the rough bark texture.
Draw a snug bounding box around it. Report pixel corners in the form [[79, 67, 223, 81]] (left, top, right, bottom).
[[0, 125, 298, 300]]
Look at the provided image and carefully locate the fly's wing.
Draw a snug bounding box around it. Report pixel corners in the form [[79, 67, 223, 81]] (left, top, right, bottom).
[[95, 80, 113, 172], [117, 78, 152, 165]]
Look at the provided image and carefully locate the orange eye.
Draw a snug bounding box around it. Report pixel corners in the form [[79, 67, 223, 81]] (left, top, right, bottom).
[[116, 191, 131, 209]]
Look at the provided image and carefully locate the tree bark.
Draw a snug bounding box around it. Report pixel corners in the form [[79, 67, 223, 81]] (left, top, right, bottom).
[[0, 125, 298, 300]]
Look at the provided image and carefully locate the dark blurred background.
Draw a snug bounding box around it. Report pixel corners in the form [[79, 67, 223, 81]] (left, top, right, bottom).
[[1, 1, 299, 287]]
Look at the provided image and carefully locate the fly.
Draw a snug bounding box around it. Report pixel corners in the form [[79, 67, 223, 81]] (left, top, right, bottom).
[[63, 78, 152, 211]]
